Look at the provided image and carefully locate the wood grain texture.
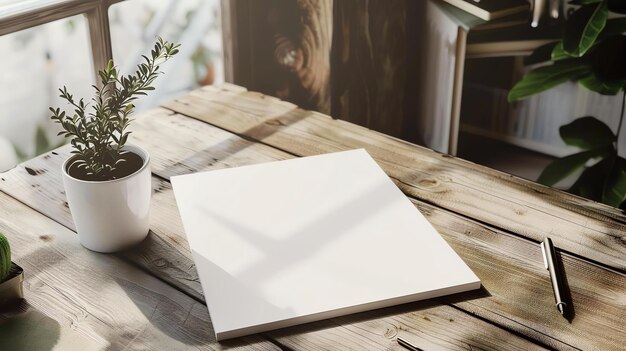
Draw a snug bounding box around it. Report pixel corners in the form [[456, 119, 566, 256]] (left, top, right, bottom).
[[85, 1, 113, 86], [1, 109, 548, 350], [162, 84, 626, 273], [0, 0, 123, 36], [267, 303, 547, 351], [0, 0, 98, 36], [227, 0, 332, 113], [2, 101, 625, 349], [225, 1, 425, 143], [0, 191, 278, 351], [331, 0, 413, 139], [414, 199, 626, 351]]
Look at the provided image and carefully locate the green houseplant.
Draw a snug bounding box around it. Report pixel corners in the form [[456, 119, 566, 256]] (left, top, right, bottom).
[[0, 232, 24, 307], [508, 0, 626, 208], [51, 37, 179, 252]]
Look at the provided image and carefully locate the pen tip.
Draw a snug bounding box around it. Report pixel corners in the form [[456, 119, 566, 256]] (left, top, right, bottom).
[[557, 304, 565, 315]]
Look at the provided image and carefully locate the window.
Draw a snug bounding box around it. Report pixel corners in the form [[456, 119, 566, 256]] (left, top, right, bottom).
[[0, 14, 92, 171], [0, 0, 223, 171]]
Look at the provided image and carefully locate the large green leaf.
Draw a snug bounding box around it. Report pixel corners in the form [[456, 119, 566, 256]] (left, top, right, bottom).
[[537, 147, 608, 186], [551, 42, 572, 61], [603, 157, 626, 206], [563, 2, 608, 57], [569, 155, 614, 201], [578, 73, 624, 94], [508, 63, 590, 101], [559, 116, 616, 149]]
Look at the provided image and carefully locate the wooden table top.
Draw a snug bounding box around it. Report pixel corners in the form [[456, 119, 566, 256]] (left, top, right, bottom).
[[0, 84, 625, 350]]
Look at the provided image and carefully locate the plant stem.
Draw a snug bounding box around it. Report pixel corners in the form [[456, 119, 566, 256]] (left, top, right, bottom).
[[617, 90, 626, 147]]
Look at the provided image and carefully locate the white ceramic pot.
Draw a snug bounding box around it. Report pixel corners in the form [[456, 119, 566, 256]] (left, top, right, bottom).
[[62, 144, 151, 253]]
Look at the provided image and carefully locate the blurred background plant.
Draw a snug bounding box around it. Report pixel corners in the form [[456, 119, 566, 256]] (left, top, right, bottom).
[[508, 0, 626, 208], [0, 0, 223, 172]]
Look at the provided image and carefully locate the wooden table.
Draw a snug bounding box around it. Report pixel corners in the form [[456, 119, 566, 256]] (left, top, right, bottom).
[[0, 84, 625, 350]]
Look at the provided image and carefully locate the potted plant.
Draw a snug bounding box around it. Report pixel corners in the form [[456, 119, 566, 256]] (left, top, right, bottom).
[[50, 37, 179, 252], [508, 1, 626, 208], [0, 232, 23, 307]]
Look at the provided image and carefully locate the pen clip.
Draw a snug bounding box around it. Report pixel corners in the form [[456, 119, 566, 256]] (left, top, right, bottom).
[[540, 241, 549, 270]]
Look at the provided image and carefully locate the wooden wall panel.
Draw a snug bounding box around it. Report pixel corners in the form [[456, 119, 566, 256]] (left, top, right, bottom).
[[331, 0, 416, 140], [224, 0, 332, 113], [224, 0, 422, 142]]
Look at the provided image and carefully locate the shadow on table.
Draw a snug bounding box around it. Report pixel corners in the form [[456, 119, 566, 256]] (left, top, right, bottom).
[[158, 103, 309, 178], [113, 226, 490, 348], [263, 286, 490, 339], [0, 300, 60, 351]]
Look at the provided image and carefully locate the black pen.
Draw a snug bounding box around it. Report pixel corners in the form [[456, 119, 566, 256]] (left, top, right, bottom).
[[397, 336, 424, 351], [540, 237, 568, 315]]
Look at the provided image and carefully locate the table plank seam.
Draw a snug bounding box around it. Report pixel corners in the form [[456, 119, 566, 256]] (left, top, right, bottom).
[[260, 336, 296, 351], [448, 305, 579, 351], [159, 105, 305, 160], [400, 182, 626, 278], [164, 86, 626, 273]]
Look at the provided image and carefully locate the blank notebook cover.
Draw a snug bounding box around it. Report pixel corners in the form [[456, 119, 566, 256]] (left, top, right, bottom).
[[171, 149, 480, 340]]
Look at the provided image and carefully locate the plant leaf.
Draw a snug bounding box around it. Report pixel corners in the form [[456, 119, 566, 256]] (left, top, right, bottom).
[[602, 157, 626, 206], [537, 147, 608, 186], [563, 2, 608, 57], [569, 155, 613, 201], [578, 73, 624, 95], [559, 116, 616, 149], [508, 63, 590, 101], [551, 41, 571, 61]]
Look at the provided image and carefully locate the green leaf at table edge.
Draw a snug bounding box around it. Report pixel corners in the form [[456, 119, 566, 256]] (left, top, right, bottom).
[[563, 1, 609, 57], [507, 63, 590, 102], [537, 147, 609, 186], [559, 116, 617, 149], [569, 155, 613, 201], [602, 157, 626, 206]]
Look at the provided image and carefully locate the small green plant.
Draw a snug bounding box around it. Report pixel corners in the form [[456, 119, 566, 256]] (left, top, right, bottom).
[[50, 37, 180, 180], [0, 232, 10, 282], [508, 0, 626, 208]]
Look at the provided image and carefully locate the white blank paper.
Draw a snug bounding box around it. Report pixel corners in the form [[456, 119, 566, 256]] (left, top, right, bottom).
[[171, 149, 480, 340]]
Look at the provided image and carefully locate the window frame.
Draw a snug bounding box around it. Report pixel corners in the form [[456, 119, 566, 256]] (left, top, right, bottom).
[[0, 0, 125, 84]]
